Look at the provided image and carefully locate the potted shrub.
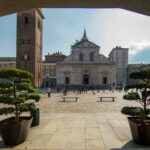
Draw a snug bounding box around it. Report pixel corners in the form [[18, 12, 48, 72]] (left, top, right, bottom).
[[0, 68, 40, 145], [121, 67, 150, 145]]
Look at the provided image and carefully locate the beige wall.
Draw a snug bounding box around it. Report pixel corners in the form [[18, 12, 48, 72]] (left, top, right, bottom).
[[57, 64, 116, 86]]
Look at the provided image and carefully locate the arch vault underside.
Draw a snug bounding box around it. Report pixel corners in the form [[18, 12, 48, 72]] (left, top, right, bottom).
[[0, 0, 150, 17]]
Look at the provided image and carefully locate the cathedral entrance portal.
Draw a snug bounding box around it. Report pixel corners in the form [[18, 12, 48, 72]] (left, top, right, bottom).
[[46, 81, 49, 87], [65, 77, 70, 84], [83, 75, 89, 84]]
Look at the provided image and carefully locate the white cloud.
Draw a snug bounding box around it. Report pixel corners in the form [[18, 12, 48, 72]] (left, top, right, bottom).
[[129, 41, 150, 55], [85, 8, 150, 57]]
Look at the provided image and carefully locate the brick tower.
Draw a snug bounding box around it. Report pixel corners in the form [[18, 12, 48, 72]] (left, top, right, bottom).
[[16, 8, 44, 88]]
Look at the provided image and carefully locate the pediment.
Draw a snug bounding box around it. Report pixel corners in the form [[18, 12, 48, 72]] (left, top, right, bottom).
[[72, 40, 100, 48]]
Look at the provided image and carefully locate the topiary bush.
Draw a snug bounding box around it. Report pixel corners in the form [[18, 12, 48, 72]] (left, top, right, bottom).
[[0, 68, 41, 123], [121, 67, 150, 123]]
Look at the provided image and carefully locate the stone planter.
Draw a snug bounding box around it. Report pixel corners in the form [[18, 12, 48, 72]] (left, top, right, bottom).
[[128, 117, 150, 145], [0, 116, 32, 145]]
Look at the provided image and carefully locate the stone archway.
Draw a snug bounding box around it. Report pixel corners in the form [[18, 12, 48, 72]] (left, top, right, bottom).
[[1, 0, 150, 17]]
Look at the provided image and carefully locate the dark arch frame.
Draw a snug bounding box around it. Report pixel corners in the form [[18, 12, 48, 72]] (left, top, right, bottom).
[[1, 0, 150, 17]]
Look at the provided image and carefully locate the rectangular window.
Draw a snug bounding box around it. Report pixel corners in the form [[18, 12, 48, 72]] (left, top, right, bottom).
[[46, 72, 49, 77], [51, 66, 54, 70], [42, 72, 45, 78], [51, 72, 54, 77], [1, 64, 4, 68], [46, 65, 49, 71], [90, 53, 94, 61], [25, 16, 28, 24], [79, 53, 83, 61]]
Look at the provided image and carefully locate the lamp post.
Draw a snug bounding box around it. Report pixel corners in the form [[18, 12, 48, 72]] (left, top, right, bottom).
[[24, 54, 28, 70], [37, 58, 41, 88]]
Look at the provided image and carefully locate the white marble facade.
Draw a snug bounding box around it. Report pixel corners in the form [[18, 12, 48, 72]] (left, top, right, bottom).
[[57, 30, 116, 89]]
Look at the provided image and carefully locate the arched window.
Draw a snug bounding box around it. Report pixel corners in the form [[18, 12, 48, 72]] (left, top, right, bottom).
[[79, 53, 83, 61], [24, 16, 28, 24], [90, 52, 94, 61]]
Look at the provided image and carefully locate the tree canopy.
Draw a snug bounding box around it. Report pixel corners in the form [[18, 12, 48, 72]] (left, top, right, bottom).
[[122, 67, 150, 122], [0, 68, 41, 123]]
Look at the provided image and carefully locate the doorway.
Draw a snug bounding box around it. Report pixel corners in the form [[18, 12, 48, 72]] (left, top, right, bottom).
[[65, 77, 69, 84], [46, 81, 49, 87], [83, 75, 89, 84], [103, 77, 107, 84]]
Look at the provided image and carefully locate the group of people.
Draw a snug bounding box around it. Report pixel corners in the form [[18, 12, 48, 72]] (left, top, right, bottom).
[[45, 86, 88, 97], [46, 87, 68, 97], [78, 87, 87, 94]]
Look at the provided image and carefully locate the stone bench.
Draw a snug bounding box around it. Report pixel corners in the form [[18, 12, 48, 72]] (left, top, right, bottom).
[[62, 97, 79, 102], [98, 97, 116, 102]]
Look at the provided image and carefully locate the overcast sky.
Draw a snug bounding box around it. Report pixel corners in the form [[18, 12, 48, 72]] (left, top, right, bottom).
[[0, 8, 150, 64]]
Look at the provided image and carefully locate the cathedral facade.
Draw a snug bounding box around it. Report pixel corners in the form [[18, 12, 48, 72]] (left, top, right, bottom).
[[14, 9, 128, 89], [56, 30, 118, 89], [0, 29, 128, 89]]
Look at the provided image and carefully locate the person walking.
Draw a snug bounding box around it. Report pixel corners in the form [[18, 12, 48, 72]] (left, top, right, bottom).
[[81, 87, 84, 93], [63, 88, 66, 95], [47, 88, 51, 97]]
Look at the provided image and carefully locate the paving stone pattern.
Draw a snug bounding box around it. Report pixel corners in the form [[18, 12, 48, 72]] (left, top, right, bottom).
[[37, 91, 143, 113], [0, 90, 150, 150]]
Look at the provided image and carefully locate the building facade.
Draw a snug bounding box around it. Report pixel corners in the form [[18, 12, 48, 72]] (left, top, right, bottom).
[[42, 52, 66, 88], [16, 8, 44, 88], [57, 31, 116, 89], [0, 57, 16, 69], [109, 46, 128, 88], [1, 29, 132, 89], [127, 64, 150, 85]]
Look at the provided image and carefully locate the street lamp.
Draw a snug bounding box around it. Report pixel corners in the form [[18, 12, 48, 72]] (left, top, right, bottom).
[[24, 54, 28, 70], [37, 58, 41, 88]]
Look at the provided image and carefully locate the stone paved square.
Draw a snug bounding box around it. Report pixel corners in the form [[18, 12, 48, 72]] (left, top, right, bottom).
[[0, 90, 150, 150]]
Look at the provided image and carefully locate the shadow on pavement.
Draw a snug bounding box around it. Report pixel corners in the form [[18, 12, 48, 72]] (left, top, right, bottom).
[[111, 140, 150, 150]]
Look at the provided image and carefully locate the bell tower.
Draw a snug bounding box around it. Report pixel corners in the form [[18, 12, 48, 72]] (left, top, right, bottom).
[[16, 8, 44, 88]]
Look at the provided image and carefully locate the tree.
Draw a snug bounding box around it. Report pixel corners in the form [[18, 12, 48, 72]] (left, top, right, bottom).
[[0, 68, 41, 123], [121, 67, 150, 123]]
